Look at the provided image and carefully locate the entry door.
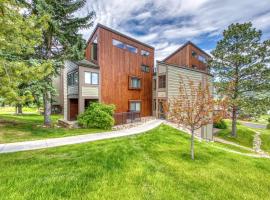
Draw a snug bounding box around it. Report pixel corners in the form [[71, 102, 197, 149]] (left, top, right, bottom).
[[158, 101, 165, 119], [69, 99, 78, 121]]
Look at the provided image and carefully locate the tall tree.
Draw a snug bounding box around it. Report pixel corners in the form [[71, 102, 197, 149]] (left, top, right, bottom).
[[23, 0, 95, 126], [0, 0, 51, 103], [168, 76, 213, 160], [210, 22, 270, 136]]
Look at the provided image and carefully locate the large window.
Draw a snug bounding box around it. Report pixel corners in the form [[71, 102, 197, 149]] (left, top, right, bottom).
[[67, 71, 78, 86], [112, 39, 125, 49], [85, 72, 99, 85], [141, 50, 150, 56], [141, 65, 150, 73], [158, 75, 166, 88], [130, 77, 141, 89], [130, 101, 141, 112], [112, 39, 138, 54], [198, 55, 207, 63]]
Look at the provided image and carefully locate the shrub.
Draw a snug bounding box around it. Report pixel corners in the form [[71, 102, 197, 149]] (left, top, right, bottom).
[[267, 123, 270, 130], [78, 103, 115, 130], [214, 119, 228, 129]]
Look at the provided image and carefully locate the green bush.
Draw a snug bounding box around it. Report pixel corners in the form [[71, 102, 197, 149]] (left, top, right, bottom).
[[267, 123, 270, 130], [78, 103, 115, 130], [214, 119, 228, 129]]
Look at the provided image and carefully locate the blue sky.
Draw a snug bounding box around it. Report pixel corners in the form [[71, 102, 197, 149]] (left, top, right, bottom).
[[78, 0, 270, 60]]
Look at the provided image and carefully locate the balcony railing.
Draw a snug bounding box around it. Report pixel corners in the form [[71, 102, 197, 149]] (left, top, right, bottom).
[[114, 111, 141, 125]]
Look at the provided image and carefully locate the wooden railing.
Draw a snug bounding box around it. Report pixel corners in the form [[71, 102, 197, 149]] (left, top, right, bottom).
[[114, 112, 141, 125]]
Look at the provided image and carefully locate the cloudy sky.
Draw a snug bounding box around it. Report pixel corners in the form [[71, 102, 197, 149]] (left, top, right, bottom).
[[78, 0, 270, 60]]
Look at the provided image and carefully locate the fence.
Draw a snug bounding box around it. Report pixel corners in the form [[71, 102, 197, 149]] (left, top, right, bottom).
[[114, 112, 141, 125]]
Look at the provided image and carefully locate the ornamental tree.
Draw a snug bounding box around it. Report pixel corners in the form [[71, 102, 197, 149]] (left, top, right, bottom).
[[210, 22, 270, 137], [168, 76, 213, 160]]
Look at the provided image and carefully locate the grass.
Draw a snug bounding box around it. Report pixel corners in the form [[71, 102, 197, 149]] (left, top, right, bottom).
[[211, 141, 254, 154], [0, 125, 270, 200], [215, 120, 256, 148], [258, 129, 270, 153], [0, 106, 38, 114], [0, 114, 106, 143]]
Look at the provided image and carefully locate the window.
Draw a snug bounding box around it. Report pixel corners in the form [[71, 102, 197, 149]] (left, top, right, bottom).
[[112, 39, 125, 49], [158, 75, 166, 88], [198, 55, 207, 63], [130, 77, 141, 89], [141, 50, 150, 56], [130, 101, 141, 112], [191, 51, 197, 57], [91, 72, 99, 85], [112, 39, 138, 54], [126, 44, 137, 53], [141, 65, 150, 73], [85, 72, 99, 85], [67, 71, 78, 86], [91, 43, 98, 61]]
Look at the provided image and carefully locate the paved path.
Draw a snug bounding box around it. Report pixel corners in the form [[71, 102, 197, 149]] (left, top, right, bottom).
[[240, 121, 266, 129], [0, 120, 164, 154]]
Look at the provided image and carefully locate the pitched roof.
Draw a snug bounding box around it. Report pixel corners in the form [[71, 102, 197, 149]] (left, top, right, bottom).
[[86, 23, 154, 49], [162, 41, 211, 61]]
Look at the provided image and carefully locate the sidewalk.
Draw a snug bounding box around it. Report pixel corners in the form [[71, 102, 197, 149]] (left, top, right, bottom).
[[0, 119, 164, 154]]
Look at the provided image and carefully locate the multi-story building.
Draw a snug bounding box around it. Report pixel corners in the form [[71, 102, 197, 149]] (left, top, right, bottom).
[[153, 41, 213, 139], [62, 24, 154, 121]]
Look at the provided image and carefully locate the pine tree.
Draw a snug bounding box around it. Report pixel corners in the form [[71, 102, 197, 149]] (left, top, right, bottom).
[[23, 0, 95, 126], [210, 22, 270, 136], [0, 0, 51, 107]]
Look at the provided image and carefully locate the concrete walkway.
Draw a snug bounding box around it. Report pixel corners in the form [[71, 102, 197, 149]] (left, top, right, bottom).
[[240, 121, 266, 129], [0, 119, 164, 154]]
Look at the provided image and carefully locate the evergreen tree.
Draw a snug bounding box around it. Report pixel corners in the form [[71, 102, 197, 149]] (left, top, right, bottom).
[[23, 0, 95, 126], [210, 22, 270, 136], [0, 0, 52, 105]]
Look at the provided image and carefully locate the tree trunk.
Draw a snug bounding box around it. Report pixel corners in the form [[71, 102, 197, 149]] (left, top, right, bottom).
[[43, 90, 52, 126], [16, 104, 23, 114], [232, 106, 237, 137], [190, 128, 195, 160]]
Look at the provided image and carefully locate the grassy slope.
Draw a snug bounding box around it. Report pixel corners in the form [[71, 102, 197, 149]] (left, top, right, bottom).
[[216, 120, 256, 148], [0, 106, 38, 113], [0, 125, 270, 200], [0, 114, 105, 143], [259, 129, 270, 153]]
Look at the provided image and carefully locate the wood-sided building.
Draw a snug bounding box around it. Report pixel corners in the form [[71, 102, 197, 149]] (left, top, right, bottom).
[[63, 24, 154, 121], [154, 41, 213, 140]]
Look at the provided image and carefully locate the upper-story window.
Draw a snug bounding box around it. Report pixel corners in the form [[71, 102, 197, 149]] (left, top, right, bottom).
[[198, 55, 207, 63], [126, 44, 137, 53], [67, 71, 78, 86], [141, 50, 150, 56], [85, 72, 99, 85], [158, 75, 166, 89], [91, 36, 98, 61], [112, 39, 138, 54], [191, 51, 197, 57], [129, 76, 141, 89], [113, 39, 125, 49], [141, 65, 150, 73]]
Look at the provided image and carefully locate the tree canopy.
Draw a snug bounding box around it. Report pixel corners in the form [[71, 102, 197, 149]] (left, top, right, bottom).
[[210, 22, 270, 136]]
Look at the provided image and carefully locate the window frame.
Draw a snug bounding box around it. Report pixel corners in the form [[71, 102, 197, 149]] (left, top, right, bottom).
[[158, 75, 166, 89], [129, 100, 141, 112], [141, 50, 150, 56], [67, 70, 78, 86], [141, 65, 150, 73], [85, 71, 99, 85], [129, 76, 141, 90]]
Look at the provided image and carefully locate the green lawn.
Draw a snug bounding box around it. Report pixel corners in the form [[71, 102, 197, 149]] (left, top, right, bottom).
[[0, 106, 38, 114], [215, 120, 256, 148], [259, 129, 270, 153], [0, 125, 270, 200], [0, 114, 106, 143]]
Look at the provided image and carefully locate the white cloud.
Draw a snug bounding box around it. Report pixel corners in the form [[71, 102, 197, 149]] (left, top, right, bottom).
[[78, 0, 270, 60]]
